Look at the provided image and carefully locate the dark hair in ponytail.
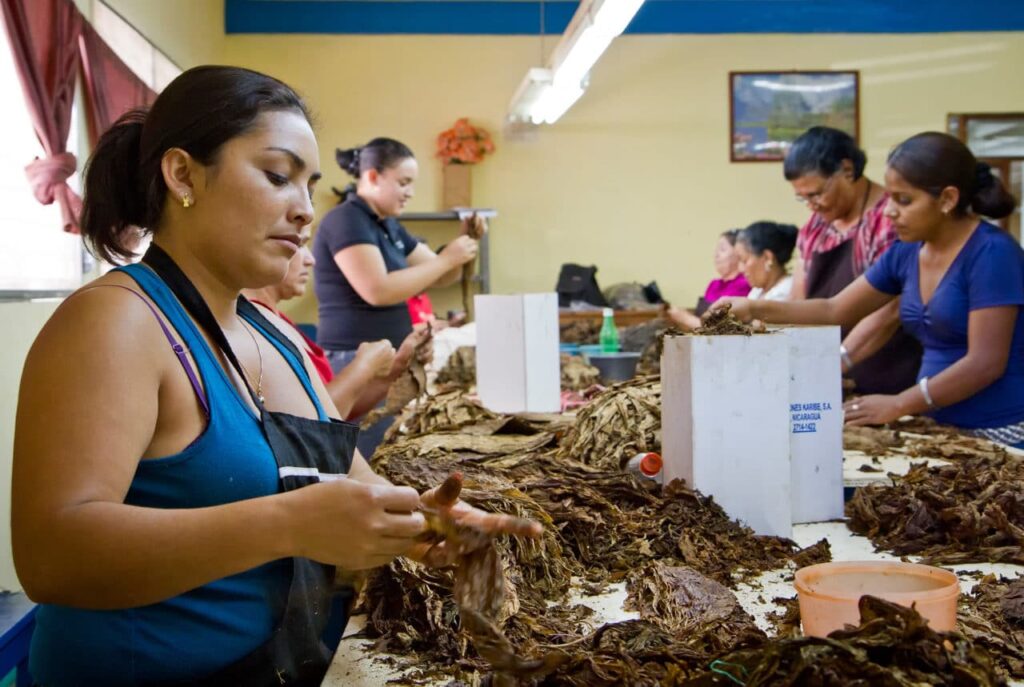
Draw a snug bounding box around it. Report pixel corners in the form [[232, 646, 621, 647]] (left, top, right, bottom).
[[887, 132, 1017, 220], [335, 137, 414, 180], [739, 221, 799, 266], [80, 65, 310, 264]]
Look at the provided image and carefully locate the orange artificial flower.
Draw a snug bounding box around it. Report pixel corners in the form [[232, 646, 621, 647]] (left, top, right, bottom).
[[436, 118, 495, 165]]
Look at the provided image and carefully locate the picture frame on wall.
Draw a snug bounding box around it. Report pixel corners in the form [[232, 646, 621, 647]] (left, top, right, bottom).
[[730, 71, 860, 162], [948, 112, 1024, 241], [948, 112, 1024, 158]]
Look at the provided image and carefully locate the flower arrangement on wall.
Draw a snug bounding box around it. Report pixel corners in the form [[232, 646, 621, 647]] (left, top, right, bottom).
[[436, 118, 496, 165]]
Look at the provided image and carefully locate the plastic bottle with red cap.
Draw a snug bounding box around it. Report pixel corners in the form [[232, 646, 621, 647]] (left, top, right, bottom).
[[626, 451, 663, 483]]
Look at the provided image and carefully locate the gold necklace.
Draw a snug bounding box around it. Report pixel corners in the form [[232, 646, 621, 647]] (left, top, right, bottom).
[[237, 318, 265, 404]]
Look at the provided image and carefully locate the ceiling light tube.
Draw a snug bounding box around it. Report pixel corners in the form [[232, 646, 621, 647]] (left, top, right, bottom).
[[507, 67, 554, 123], [507, 0, 644, 125]]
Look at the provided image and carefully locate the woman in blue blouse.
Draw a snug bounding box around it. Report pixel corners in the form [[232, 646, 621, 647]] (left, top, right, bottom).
[[715, 132, 1023, 447]]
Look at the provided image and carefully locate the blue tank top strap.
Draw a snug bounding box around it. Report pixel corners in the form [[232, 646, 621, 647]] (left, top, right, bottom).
[[116, 263, 328, 422], [242, 313, 329, 422], [75, 282, 211, 417], [116, 264, 223, 370]]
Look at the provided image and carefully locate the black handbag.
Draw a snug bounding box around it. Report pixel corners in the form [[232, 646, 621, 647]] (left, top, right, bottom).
[[555, 263, 608, 308]]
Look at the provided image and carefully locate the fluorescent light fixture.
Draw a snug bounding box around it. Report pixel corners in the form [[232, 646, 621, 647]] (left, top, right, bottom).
[[533, 80, 586, 125], [507, 0, 644, 126], [507, 67, 553, 124]]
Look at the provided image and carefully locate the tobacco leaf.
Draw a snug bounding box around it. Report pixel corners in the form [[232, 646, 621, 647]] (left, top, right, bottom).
[[846, 454, 1024, 564], [560, 320, 601, 345], [437, 346, 477, 388], [844, 425, 904, 456], [624, 563, 766, 655], [790, 538, 832, 568], [690, 303, 763, 336], [684, 595, 1004, 686], [766, 596, 802, 638], [958, 575, 1024, 680], [905, 434, 1008, 462], [560, 354, 601, 392], [461, 215, 487, 315], [363, 328, 433, 428]]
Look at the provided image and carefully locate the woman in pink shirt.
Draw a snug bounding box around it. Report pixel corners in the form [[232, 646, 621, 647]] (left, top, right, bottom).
[[669, 229, 750, 329]]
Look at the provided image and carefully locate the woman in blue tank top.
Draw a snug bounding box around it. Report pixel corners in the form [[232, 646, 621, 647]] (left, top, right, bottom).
[[713, 132, 1024, 448], [12, 66, 540, 687]]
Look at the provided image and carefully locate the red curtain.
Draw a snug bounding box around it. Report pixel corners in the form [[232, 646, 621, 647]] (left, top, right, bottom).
[[79, 21, 156, 148], [0, 0, 84, 233]]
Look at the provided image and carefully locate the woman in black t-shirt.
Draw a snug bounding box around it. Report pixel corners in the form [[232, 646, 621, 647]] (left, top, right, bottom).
[[313, 137, 478, 454]]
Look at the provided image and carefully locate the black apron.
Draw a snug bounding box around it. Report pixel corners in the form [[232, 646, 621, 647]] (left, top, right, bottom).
[[142, 245, 359, 687], [805, 239, 922, 395]]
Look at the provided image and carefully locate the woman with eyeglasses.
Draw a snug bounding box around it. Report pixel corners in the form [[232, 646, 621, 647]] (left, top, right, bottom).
[[784, 126, 922, 394]]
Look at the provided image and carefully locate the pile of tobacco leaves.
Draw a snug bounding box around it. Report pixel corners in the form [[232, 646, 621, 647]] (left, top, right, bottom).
[[560, 320, 601, 344], [559, 354, 601, 391], [959, 574, 1024, 680], [683, 595, 1004, 686], [360, 386, 835, 685], [434, 347, 600, 393], [846, 453, 1024, 565], [357, 374, 1019, 685], [436, 346, 477, 388], [843, 418, 1007, 461], [558, 376, 662, 470], [691, 304, 763, 336]]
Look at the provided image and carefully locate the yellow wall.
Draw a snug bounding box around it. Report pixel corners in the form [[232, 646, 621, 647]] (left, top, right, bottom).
[[100, 0, 226, 67], [101, 2, 1024, 323], [225, 31, 1024, 321]]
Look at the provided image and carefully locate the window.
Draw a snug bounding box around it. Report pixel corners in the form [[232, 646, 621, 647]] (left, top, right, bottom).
[[0, 21, 83, 295]]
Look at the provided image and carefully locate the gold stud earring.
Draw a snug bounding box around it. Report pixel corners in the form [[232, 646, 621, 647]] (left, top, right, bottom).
[[182, 194, 192, 209]]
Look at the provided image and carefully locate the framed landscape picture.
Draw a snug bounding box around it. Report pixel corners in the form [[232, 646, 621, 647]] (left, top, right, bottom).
[[948, 112, 1024, 158], [730, 71, 859, 162]]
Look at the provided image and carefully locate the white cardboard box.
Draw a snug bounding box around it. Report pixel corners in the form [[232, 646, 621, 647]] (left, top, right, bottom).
[[662, 333, 793, 537], [475, 293, 560, 414], [784, 326, 844, 524], [661, 327, 845, 537]]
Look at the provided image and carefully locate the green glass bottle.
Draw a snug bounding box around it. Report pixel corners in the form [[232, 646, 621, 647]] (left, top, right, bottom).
[[599, 307, 619, 353]]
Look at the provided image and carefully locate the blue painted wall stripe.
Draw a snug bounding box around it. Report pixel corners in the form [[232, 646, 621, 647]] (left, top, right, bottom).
[[226, 1, 577, 35], [226, 0, 1024, 35]]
